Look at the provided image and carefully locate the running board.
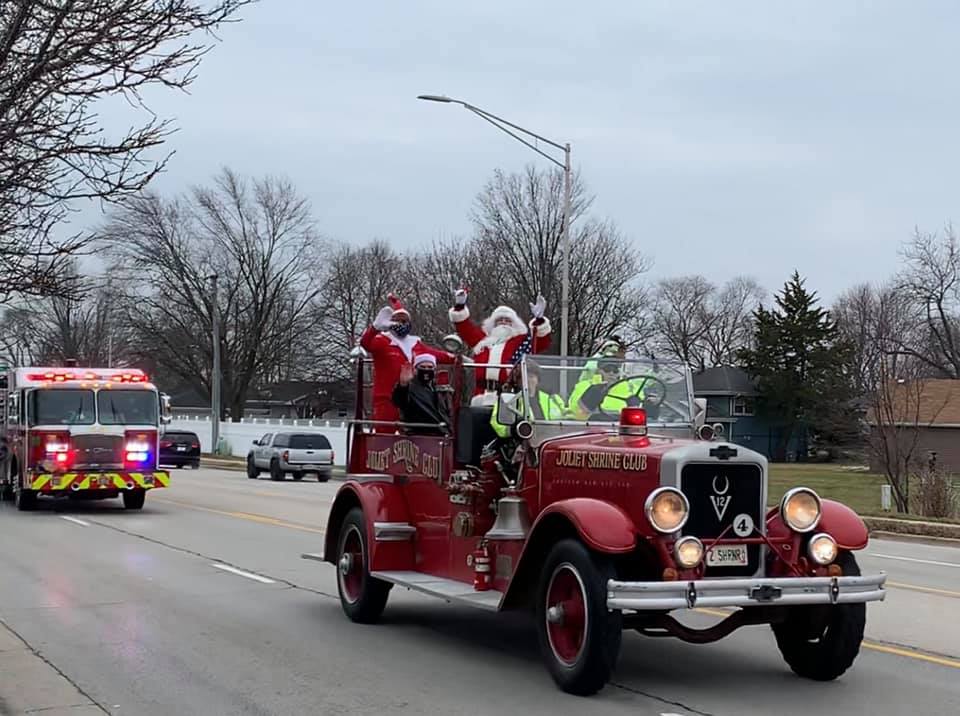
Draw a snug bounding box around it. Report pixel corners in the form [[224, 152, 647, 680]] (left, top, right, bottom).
[[370, 570, 504, 612]]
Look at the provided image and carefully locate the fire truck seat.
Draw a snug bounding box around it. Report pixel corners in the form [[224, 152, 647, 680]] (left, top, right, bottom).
[[455, 406, 496, 466]]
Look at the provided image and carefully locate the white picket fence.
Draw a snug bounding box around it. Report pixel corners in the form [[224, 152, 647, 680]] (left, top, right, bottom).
[[169, 415, 350, 465]]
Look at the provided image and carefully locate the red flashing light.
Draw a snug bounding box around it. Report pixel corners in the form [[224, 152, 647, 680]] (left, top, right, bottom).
[[619, 407, 648, 436], [55, 452, 69, 464]]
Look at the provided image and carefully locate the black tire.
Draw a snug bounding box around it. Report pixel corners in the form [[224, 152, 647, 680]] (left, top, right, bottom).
[[191, 461, 200, 470], [292, 472, 304, 481], [122, 489, 146, 510], [336, 507, 391, 623], [536, 539, 622, 696], [269, 459, 284, 481], [14, 482, 36, 511], [772, 552, 866, 681], [246, 456, 259, 480], [317, 471, 331, 483]]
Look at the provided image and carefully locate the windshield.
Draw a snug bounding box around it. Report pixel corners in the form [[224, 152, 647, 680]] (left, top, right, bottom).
[[97, 390, 158, 425], [517, 355, 694, 426], [28, 389, 95, 426]]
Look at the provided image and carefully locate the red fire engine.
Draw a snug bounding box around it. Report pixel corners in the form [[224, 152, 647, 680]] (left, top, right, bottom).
[[303, 354, 886, 695], [0, 365, 173, 511]]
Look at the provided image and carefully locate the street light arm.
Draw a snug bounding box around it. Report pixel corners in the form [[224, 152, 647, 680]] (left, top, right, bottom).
[[464, 106, 565, 169], [460, 102, 567, 153]]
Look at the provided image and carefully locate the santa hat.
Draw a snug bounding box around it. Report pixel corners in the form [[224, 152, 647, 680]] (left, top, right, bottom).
[[412, 353, 437, 369], [481, 305, 526, 335], [388, 293, 410, 320]]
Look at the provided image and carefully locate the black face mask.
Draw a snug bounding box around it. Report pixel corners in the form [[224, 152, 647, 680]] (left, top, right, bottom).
[[416, 369, 435, 385]]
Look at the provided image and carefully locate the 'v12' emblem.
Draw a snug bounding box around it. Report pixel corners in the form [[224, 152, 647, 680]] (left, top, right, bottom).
[[710, 475, 731, 521]]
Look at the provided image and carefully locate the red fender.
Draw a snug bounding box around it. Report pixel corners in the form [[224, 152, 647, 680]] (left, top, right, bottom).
[[534, 498, 637, 554], [765, 499, 868, 551], [818, 499, 869, 550], [324, 480, 415, 570]]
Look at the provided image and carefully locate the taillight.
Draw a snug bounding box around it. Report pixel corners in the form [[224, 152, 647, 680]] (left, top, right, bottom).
[[282, 450, 289, 462], [160, 440, 173, 449], [619, 407, 648, 436], [331, 450, 335, 463], [190, 442, 199, 449]]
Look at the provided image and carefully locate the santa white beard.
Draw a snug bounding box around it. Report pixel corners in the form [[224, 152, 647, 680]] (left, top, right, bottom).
[[488, 323, 519, 344]]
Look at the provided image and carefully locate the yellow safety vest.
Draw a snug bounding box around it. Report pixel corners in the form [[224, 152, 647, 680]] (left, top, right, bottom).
[[491, 390, 566, 438], [569, 375, 647, 418]]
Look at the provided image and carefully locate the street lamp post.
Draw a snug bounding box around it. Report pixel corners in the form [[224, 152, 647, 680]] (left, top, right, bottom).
[[207, 274, 221, 455], [417, 94, 572, 360]]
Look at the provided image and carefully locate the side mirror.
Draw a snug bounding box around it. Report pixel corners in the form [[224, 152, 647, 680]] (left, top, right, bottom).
[[441, 333, 466, 355], [160, 393, 172, 425], [252, 439, 260, 446], [496, 392, 520, 426]]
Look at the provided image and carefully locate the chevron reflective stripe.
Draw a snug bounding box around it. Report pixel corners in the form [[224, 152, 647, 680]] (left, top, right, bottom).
[[30, 474, 51, 490], [152, 472, 170, 487], [112, 473, 127, 489], [27, 471, 170, 491]]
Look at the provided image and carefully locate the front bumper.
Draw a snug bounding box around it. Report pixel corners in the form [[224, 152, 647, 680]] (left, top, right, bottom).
[[607, 573, 887, 611], [29, 471, 170, 492]]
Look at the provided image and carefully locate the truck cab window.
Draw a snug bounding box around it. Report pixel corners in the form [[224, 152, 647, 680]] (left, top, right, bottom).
[[97, 390, 159, 425], [28, 389, 95, 426]]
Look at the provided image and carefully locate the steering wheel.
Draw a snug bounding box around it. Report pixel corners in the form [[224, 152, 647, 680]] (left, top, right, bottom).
[[597, 374, 668, 419]]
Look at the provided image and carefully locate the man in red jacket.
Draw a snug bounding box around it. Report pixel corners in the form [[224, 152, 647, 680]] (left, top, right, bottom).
[[448, 288, 551, 405], [360, 294, 453, 430]]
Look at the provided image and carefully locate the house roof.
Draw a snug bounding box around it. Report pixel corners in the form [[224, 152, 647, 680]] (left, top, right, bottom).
[[867, 379, 960, 427], [693, 365, 757, 396]]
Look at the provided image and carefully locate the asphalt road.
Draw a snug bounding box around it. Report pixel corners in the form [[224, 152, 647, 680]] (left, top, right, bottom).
[[1, 467, 958, 716]]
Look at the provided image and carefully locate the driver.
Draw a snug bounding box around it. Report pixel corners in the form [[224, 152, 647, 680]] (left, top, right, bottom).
[[568, 358, 648, 419]]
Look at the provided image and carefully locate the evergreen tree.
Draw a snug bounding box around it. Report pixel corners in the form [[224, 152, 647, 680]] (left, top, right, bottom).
[[738, 272, 857, 460]]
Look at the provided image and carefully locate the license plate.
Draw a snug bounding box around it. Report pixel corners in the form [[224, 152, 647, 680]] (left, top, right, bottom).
[[706, 544, 749, 567], [177, 446, 187, 451]]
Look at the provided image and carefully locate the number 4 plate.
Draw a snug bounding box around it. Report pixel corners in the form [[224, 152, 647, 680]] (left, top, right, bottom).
[[706, 544, 749, 567]]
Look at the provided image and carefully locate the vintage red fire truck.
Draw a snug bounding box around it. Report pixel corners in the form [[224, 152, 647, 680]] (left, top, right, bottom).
[[0, 364, 173, 511], [304, 354, 886, 695]]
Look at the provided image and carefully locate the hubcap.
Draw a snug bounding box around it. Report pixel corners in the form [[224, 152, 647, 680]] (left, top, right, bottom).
[[338, 525, 364, 604], [545, 563, 588, 666]]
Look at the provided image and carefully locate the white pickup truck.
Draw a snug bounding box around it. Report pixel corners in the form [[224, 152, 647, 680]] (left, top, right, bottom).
[[246, 432, 334, 482]]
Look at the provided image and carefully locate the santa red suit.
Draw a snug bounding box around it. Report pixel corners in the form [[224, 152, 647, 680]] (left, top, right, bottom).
[[360, 295, 453, 429], [449, 302, 551, 403]]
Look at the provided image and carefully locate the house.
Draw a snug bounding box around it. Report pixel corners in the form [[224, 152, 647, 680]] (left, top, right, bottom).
[[692, 365, 802, 461], [163, 379, 354, 420], [867, 379, 960, 474]]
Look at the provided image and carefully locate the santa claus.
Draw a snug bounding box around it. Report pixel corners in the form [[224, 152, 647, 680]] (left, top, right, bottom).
[[360, 294, 453, 429], [448, 289, 551, 404]]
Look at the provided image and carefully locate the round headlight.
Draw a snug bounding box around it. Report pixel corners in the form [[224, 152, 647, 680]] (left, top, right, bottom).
[[674, 536, 704, 568], [645, 487, 689, 534], [780, 487, 822, 533], [808, 533, 838, 565]]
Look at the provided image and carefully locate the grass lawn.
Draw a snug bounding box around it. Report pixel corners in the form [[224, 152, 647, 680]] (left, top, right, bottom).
[[767, 463, 888, 515], [767, 463, 959, 521]]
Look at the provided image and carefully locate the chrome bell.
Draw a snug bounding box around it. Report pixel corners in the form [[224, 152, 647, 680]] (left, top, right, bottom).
[[485, 490, 531, 540]]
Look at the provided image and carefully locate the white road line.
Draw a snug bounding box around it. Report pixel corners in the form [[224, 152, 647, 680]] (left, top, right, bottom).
[[211, 563, 276, 584], [869, 553, 960, 569], [59, 516, 91, 527]]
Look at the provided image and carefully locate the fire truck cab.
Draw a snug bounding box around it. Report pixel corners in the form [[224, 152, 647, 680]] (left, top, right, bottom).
[[0, 365, 173, 511], [305, 354, 886, 696]]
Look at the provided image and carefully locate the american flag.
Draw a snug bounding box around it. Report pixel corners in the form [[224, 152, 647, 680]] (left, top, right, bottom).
[[512, 331, 533, 364]]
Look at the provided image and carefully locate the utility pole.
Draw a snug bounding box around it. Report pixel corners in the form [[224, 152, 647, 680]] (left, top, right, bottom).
[[209, 274, 221, 455], [560, 142, 572, 362]]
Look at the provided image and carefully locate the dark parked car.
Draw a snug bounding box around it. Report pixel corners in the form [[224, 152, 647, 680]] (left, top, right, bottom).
[[160, 430, 201, 469]]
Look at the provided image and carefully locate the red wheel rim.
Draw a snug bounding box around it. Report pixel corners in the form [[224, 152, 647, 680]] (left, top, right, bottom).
[[339, 524, 364, 604], [545, 563, 588, 666]]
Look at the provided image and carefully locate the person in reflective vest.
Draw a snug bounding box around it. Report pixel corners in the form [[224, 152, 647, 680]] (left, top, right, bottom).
[[569, 358, 646, 419], [491, 360, 566, 438], [578, 335, 627, 382]]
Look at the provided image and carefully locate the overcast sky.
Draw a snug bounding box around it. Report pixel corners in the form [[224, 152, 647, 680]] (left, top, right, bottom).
[[89, 0, 958, 303]]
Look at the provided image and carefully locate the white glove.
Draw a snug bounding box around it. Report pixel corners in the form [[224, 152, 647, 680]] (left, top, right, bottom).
[[453, 288, 468, 307], [373, 306, 394, 331], [529, 294, 546, 319]]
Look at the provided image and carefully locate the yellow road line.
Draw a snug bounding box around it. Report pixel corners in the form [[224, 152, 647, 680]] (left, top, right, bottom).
[[694, 608, 960, 669], [151, 497, 325, 535], [887, 580, 960, 599], [862, 642, 960, 669]]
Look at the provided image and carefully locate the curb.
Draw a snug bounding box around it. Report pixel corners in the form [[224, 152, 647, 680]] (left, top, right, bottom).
[[199, 457, 347, 480]]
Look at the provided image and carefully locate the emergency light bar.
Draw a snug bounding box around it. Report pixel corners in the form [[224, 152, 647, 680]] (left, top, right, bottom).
[[25, 369, 149, 384]]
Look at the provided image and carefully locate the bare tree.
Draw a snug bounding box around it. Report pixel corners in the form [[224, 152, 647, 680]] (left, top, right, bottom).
[[471, 165, 650, 354], [308, 240, 405, 380], [0, 1, 249, 301], [650, 276, 714, 370], [703, 277, 765, 367], [895, 228, 960, 378], [102, 169, 319, 420], [867, 356, 950, 513]]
